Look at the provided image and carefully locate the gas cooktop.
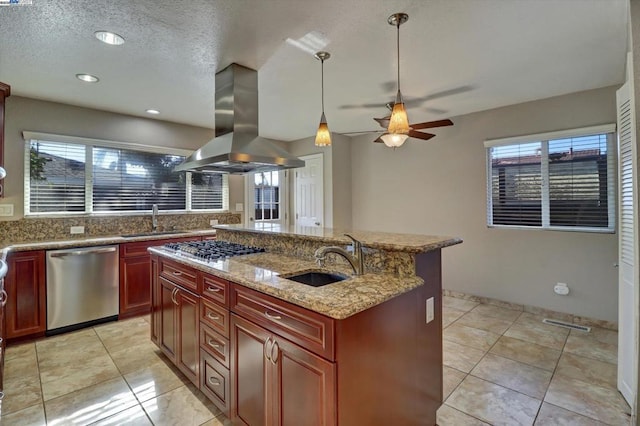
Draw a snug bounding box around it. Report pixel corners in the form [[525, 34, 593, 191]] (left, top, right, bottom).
[[164, 240, 265, 262]]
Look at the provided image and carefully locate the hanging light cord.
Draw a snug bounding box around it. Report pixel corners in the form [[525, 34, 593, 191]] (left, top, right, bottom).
[[396, 21, 401, 94], [321, 58, 325, 113]]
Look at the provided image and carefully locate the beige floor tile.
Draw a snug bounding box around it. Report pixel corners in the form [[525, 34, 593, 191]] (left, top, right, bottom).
[[40, 354, 121, 401], [199, 415, 233, 425], [4, 342, 36, 362], [35, 328, 98, 354], [555, 353, 617, 389], [489, 336, 561, 371], [544, 375, 631, 425], [443, 296, 479, 312], [44, 377, 139, 426], [436, 404, 490, 425], [4, 348, 39, 382], [443, 366, 466, 400], [108, 340, 166, 375], [564, 332, 617, 364], [447, 375, 541, 426], [470, 353, 552, 399], [95, 317, 151, 352], [36, 331, 108, 371], [469, 304, 522, 321], [572, 326, 617, 346], [124, 360, 189, 403], [442, 308, 465, 328], [141, 385, 220, 426], [2, 374, 43, 416], [534, 402, 607, 425], [443, 340, 486, 373], [88, 404, 152, 425], [456, 310, 515, 334], [444, 323, 500, 351], [504, 318, 569, 350], [0, 402, 46, 426]]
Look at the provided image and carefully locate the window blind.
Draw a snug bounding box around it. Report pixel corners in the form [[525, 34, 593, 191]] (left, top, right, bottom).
[[191, 173, 228, 210]]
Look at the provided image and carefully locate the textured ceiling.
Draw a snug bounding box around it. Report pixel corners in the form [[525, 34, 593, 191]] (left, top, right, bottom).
[[0, 0, 629, 141]]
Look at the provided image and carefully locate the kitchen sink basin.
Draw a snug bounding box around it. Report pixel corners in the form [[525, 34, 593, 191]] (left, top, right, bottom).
[[121, 230, 184, 238], [282, 271, 348, 287]]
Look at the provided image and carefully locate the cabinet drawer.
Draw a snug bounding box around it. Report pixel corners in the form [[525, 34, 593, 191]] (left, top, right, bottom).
[[201, 274, 228, 307], [121, 236, 200, 258], [200, 349, 230, 416], [159, 258, 198, 292], [200, 322, 230, 368], [201, 298, 229, 338], [231, 285, 335, 361]]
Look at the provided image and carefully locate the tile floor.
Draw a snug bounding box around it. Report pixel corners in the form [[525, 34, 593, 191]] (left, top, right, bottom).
[[0, 297, 632, 425]]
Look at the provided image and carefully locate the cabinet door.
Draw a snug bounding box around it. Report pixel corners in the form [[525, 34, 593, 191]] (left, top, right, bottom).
[[159, 277, 177, 362], [231, 314, 270, 426], [0, 281, 5, 391], [271, 336, 336, 426], [119, 255, 152, 318], [5, 251, 46, 339], [150, 256, 160, 345], [176, 287, 199, 386]]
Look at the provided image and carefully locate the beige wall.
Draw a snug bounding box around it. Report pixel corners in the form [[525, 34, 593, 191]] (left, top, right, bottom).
[[350, 86, 619, 322], [286, 133, 352, 229], [2, 96, 244, 219]]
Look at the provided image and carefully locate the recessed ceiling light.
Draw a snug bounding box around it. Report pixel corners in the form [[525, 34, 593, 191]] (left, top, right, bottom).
[[94, 31, 125, 46], [76, 74, 99, 83], [145, 109, 160, 115]]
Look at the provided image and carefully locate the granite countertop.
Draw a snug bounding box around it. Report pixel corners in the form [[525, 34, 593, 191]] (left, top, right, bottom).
[[149, 247, 424, 320], [215, 223, 462, 253], [1, 229, 217, 258]]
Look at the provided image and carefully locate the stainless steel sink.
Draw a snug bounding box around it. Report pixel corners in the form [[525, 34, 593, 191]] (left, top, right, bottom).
[[121, 230, 184, 238], [282, 271, 348, 287]]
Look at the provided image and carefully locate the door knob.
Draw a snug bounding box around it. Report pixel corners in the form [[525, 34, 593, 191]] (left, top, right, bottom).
[[315, 222, 320, 226]]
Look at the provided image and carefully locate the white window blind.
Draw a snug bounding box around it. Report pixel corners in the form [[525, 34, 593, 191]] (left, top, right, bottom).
[[485, 126, 615, 232], [24, 136, 229, 215]]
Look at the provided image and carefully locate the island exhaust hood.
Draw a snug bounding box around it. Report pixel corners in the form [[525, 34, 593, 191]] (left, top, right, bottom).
[[174, 64, 304, 174]]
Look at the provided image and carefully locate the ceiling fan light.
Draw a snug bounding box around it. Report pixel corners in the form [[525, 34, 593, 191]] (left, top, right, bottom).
[[380, 133, 408, 148], [387, 101, 410, 135], [315, 113, 332, 146]]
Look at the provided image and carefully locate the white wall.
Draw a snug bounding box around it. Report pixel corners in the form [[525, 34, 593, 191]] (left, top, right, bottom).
[[3, 96, 244, 219], [350, 86, 619, 322]]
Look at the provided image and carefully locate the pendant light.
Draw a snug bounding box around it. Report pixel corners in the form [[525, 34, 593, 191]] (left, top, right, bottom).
[[381, 12, 410, 148], [314, 51, 332, 147]]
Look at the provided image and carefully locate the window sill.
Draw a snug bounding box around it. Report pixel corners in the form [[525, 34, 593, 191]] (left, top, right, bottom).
[[487, 224, 615, 234]]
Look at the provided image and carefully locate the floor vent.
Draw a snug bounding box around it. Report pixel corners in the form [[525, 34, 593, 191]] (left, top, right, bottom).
[[542, 318, 591, 332]]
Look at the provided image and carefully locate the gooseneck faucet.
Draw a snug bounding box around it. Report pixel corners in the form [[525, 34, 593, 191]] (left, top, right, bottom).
[[314, 233, 365, 276], [152, 204, 159, 232]]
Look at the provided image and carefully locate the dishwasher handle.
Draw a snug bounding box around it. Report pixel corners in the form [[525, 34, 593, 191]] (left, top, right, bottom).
[[49, 247, 117, 258]]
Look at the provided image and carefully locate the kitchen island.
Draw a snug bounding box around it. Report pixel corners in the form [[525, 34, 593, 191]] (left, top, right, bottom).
[[149, 224, 461, 426]]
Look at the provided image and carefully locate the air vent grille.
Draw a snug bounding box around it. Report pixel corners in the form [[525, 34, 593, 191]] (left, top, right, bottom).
[[542, 318, 591, 332]]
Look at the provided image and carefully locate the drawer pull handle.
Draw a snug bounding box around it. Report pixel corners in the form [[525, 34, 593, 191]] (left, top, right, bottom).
[[207, 313, 220, 321], [207, 286, 221, 293], [0, 289, 6, 307], [208, 377, 221, 386], [264, 311, 282, 320], [172, 271, 183, 276], [208, 339, 221, 349], [171, 288, 179, 306]]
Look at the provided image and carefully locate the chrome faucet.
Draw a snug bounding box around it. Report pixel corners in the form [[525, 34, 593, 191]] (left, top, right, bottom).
[[314, 233, 365, 276], [152, 204, 159, 231]]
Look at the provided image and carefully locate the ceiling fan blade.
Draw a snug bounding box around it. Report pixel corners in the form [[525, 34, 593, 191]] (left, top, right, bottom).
[[408, 130, 436, 141], [373, 136, 385, 143], [338, 102, 388, 110], [410, 119, 453, 130], [340, 130, 384, 135], [373, 116, 391, 128]]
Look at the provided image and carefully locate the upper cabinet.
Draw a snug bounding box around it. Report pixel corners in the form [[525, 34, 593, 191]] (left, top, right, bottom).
[[0, 81, 11, 198]]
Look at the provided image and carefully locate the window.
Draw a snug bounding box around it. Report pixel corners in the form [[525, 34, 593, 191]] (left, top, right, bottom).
[[485, 125, 615, 232], [253, 171, 280, 221], [25, 135, 228, 215]]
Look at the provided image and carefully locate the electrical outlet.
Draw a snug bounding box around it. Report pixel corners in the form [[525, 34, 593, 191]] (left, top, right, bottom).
[[0, 204, 14, 216], [426, 297, 434, 323], [210, 219, 219, 226], [554, 282, 569, 295], [235, 203, 244, 212], [70, 226, 85, 234]]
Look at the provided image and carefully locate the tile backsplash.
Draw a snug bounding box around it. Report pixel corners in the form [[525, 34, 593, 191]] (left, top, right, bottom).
[[0, 212, 241, 245]]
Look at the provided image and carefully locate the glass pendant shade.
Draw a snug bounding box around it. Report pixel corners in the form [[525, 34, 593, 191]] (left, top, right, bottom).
[[387, 91, 410, 135], [380, 132, 409, 148], [315, 112, 332, 146]]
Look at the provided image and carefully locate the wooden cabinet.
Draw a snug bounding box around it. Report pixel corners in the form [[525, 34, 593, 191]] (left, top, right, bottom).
[[231, 314, 336, 426], [4, 250, 46, 340], [120, 236, 200, 319]]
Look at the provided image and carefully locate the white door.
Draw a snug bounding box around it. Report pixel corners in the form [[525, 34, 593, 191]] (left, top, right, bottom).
[[245, 170, 287, 225], [295, 153, 323, 227], [616, 78, 638, 407]]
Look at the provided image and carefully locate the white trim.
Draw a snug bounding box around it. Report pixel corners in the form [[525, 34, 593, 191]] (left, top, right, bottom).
[[484, 124, 617, 148], [488, 224, 615, 234], [22, 131, 194, 156]]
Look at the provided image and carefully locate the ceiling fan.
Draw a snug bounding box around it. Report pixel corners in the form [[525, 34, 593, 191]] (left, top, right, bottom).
[[342, 102, 454, 143]]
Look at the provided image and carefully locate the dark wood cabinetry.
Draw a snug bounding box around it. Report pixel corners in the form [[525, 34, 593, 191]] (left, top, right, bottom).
[[4, 250, 46, 340], [119, 236, 200, 319]]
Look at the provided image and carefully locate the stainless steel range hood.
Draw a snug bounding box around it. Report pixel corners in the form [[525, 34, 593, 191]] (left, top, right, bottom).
[[175, 64, 304, 174]]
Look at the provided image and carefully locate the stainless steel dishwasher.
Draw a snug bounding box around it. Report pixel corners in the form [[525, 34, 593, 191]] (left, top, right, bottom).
[[46, 245, 119, 334]]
